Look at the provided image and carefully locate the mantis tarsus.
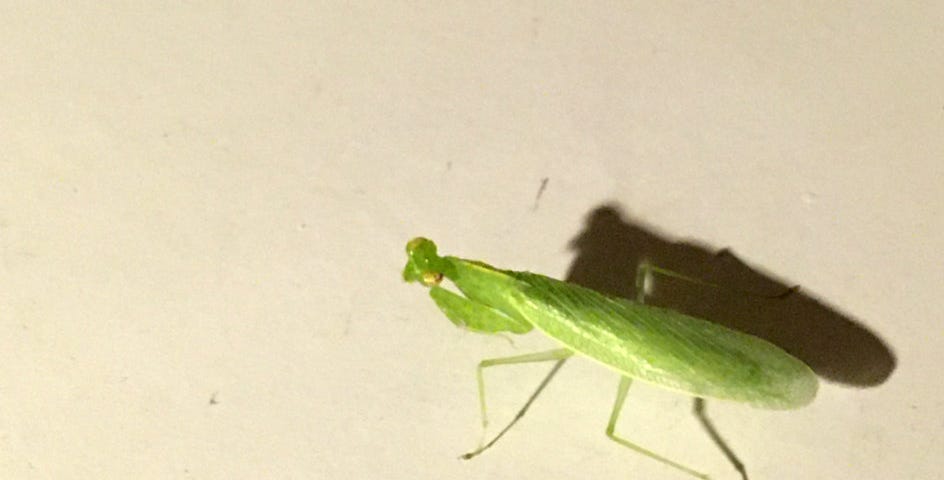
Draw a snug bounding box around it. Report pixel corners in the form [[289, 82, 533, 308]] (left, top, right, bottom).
[[402, 238, 817, 479]]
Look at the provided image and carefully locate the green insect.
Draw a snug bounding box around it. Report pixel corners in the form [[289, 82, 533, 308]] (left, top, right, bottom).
[[402, 237, 817, 479]]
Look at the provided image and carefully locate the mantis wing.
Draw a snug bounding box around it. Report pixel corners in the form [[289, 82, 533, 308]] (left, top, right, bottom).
[[509, 271, 817, 409]]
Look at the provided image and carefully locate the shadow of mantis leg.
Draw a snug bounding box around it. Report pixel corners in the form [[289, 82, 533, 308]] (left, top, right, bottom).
[[605, 376, 711, 480], [460, 348, 573, 460]]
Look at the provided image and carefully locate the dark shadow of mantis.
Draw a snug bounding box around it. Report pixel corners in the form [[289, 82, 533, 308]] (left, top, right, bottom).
[[565, 203, 895, 387], [460, 203, 894, 478], [559, 203, 895, 478]]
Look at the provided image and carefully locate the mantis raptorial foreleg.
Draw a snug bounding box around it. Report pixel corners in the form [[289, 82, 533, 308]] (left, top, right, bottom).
[[460, 348, 573, 460], [429, 286, 532, 334]]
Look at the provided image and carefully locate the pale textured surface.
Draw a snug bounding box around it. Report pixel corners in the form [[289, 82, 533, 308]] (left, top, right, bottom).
[[2, 3, 942, 479]]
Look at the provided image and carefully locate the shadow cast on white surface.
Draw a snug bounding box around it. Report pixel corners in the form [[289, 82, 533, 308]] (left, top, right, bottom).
[[557, 203, 896, 478], [565, 204, 896, 388]]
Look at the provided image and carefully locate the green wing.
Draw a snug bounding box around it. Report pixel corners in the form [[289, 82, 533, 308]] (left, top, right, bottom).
[[508, 271, 817, 409]]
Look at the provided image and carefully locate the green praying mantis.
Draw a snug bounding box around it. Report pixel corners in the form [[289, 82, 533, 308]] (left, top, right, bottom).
[[402, 237, 817, 479]]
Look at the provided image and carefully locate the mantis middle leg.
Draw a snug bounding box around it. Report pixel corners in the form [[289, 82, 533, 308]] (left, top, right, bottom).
[[460, 348, 573, 459]]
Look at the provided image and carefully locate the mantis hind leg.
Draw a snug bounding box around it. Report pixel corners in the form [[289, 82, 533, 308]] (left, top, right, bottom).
[[634, 260, 798, 303], [461, 348, 573, 460], [606, 376, 711, 480], [694, 399, 749, 480], [632, 265, 744, 479]]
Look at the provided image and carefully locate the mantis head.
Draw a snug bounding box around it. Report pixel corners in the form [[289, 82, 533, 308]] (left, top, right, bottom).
[[403, 237, 454, 287]]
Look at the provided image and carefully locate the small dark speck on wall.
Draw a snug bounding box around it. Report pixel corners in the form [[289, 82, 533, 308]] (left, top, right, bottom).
[[532, 177, 549, 211]]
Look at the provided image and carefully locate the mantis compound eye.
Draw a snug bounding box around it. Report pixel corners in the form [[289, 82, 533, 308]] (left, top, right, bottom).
[[420, 271, 443, 286]]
